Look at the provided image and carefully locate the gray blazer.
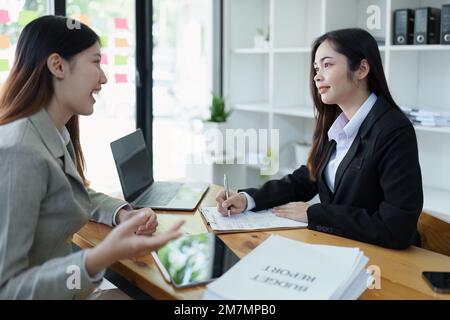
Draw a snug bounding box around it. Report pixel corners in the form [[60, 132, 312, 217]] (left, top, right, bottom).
[[0, 109, 128, 299]]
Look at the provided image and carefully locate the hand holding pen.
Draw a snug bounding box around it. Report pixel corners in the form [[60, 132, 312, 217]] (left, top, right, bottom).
[[224, 174, 231, 217], [215, 181, 248, 217]]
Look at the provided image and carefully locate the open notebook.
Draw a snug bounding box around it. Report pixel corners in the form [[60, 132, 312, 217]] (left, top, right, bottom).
[[199, 207, 307, 233]]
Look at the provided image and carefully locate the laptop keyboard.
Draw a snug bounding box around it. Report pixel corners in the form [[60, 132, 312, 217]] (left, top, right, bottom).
[[137, 182, 182, 206]]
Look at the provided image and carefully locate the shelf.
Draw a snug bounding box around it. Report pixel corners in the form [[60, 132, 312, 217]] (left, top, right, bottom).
[[232, 103, 270, 113], [414, 126, 450, 134], [235, 46, 385, 54], [233, 48, 270, 54], [273, 106, 315, 118], [233, 47, 313, 54], [423, 186, 450, 224], [390, 45, 450, 52], [274, 47, 311, 53]]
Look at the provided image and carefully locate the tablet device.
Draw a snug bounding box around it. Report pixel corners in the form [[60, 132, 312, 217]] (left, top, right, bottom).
[[151, 233, 240, 288]]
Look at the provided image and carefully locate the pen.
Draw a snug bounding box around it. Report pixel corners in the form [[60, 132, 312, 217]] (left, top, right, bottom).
[[224, 174, 231, 217]]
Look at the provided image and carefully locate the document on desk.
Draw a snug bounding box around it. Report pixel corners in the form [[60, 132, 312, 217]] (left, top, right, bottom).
[[203, 235, 371, 300], [199, 207, 307, 232]]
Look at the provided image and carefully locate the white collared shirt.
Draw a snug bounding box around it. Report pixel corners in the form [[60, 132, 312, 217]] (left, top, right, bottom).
[[324, 92, 377, 192]]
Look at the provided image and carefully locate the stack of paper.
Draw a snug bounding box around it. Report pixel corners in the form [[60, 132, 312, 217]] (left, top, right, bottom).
[[401, 107, 450, 127], [200, 207, 307, 233], [203, 235, 372, 300]]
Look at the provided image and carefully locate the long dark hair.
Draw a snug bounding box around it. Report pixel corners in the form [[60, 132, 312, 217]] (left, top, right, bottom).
[[0, 15, 100, 186], [307, 28, 399, 181]]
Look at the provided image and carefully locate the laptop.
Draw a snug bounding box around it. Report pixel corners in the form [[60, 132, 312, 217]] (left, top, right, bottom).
[[110, 129, 209, 210], [151, 233, 240, 288]]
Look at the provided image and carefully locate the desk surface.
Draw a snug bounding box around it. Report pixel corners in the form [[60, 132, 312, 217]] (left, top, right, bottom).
[[74, 185, 450, 300]]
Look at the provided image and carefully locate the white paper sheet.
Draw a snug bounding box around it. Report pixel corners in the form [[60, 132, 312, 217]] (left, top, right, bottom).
[[200, 207, 307, 232]]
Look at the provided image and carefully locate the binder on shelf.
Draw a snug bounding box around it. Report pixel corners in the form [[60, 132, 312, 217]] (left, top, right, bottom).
[[414, 7, 441, 45], [441, 4, 450, 44], [393, 9, 414, 45]]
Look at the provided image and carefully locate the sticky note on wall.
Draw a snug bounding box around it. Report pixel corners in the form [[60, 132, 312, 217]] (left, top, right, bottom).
[[0, 59, 10, 72], [99, 36, 109, 48], [115, 38, 129, 47], [18, 10, 38, 27], [0, 9, 10, 23], [101, 54, 108, 65], [114, 18, 128, 30], [0, 34, 9, 49], [115, 74, 128, 83], [114, 55, 128, 66]]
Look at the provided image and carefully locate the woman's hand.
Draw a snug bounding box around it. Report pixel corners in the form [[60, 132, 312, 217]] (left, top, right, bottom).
[[215, 189, 247, 216], [273, 202, 310, 223], [116, 207, 158, 236], [86, 212, 185, 276]]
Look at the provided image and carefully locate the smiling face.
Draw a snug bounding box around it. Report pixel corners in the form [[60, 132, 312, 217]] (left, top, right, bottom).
[[57, 42, 107, 116], [313, 40, 358, 106]]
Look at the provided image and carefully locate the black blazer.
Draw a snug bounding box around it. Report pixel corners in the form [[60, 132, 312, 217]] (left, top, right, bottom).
[[242, 96, 423, 249]]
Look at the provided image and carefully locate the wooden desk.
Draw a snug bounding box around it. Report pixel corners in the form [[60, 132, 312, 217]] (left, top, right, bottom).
[[74, 185, 450, 300]]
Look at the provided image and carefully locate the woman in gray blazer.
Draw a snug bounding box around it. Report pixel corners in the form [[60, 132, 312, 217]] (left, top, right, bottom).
[[0, 16, 184, 299]]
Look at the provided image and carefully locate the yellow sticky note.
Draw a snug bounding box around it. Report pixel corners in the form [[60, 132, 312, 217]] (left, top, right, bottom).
[[114, 55, 128, 66], [99, 36, 108, 48], [18, 10, 38, 27], [0, 59, 10, 72], [0, 34, 9, 49], [115, 38, 129, 48]]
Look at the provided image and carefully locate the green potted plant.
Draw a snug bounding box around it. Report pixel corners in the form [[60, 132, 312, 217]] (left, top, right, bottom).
[[203, 95, 232, 155]]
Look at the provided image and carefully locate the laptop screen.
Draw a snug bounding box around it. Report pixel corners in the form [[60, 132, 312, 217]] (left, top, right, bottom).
[[110, 129, 154, 201]]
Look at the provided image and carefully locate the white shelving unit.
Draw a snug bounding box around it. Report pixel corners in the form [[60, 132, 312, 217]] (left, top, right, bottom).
[[223, 0, 450, 222]]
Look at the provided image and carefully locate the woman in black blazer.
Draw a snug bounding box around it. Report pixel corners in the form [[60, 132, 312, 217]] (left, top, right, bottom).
[[216, 28, 423, 249]]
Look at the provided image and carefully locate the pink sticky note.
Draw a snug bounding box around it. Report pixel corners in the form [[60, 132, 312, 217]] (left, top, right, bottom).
[[0, 9, 10, 23], [114, 18, 128, 30], [115, 74, 128, 83], [101, 54, 108, 65]]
